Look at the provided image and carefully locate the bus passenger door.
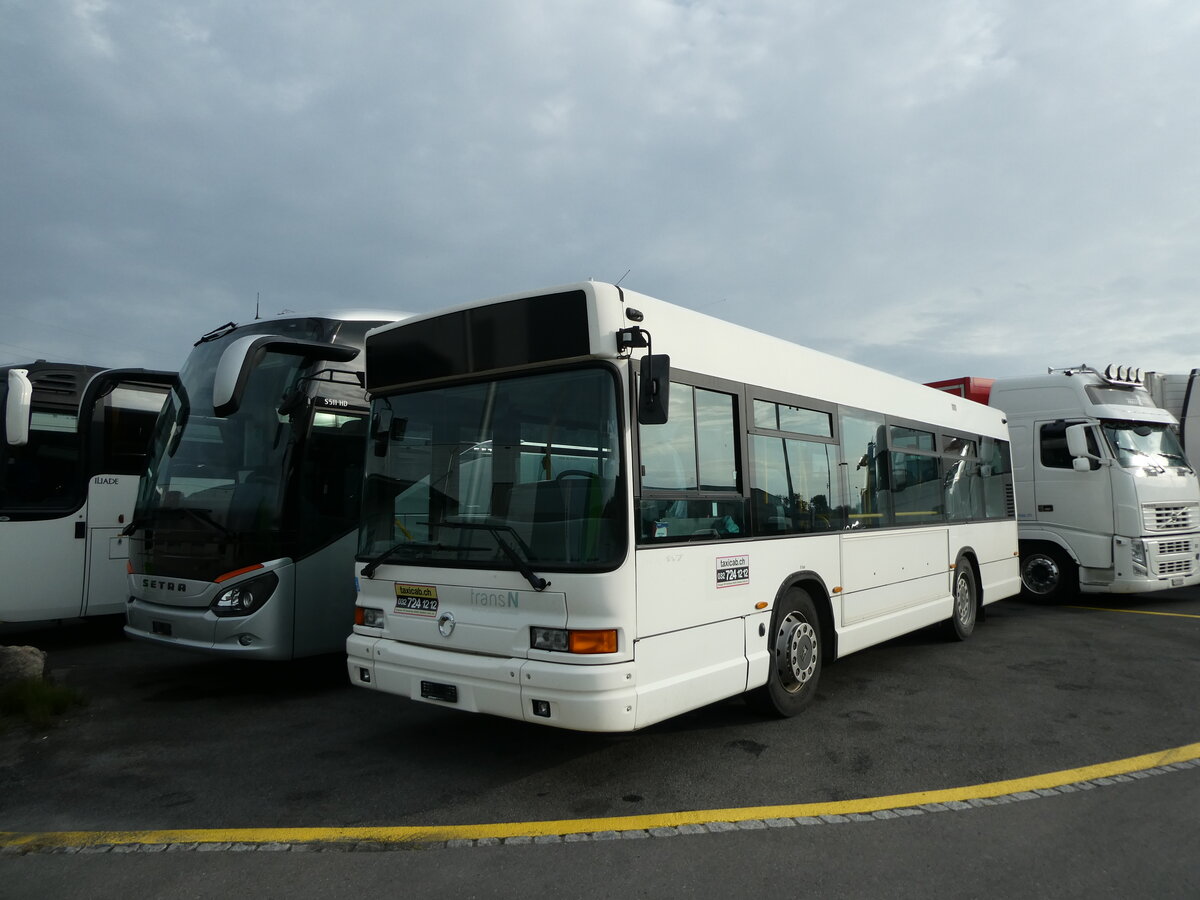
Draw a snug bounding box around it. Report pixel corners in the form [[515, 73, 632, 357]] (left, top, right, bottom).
[[77, 370, 174, 616]]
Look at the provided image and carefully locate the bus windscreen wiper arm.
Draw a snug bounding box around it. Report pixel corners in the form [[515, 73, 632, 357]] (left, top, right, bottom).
[[436, 521, 551, 592]]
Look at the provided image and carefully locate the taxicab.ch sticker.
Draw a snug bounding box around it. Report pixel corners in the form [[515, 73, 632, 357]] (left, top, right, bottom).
[[394, 582, 439, 616], [716, 555, 750, 588]]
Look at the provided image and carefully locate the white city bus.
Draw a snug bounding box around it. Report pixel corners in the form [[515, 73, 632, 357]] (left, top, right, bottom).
[[124, 311, 404, 659], [349, 283, 1019, 731], [1, 361, 173, 622]]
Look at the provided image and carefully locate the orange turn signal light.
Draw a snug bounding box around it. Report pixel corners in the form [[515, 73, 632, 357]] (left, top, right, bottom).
[[567, 630, 618, 654]]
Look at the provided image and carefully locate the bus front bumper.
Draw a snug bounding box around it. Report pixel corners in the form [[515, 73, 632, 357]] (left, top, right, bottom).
[[125, 597, 293, 660], [347, 633, 638, 732]]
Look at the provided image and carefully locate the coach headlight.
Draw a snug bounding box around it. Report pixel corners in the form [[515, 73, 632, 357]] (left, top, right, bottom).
[[211, 572, 279, 617]]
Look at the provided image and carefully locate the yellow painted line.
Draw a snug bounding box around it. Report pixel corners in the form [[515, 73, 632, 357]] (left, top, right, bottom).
[[1067, 605, 1200, 620], [2, 741, 1198, 852]]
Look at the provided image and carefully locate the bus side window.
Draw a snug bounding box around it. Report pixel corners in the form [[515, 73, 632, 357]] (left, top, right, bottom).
[[638, 384, 743, 543]]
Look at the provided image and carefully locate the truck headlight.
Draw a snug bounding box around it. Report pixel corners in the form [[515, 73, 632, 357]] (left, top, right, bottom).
[[1131, 539, 1147, 575]]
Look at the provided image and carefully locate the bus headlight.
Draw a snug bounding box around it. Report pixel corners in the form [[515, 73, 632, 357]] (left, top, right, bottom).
[[355, 606, 386, 628], [530, 627, 618, 654], [1131, 539, 1147, 575], [211, 572, 279, 617]]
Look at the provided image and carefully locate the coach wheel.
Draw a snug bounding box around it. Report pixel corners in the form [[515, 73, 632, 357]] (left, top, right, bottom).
[[1020, 545, 1077, 602], [746, 587, 822, 717], [944, 557, 977, 641]]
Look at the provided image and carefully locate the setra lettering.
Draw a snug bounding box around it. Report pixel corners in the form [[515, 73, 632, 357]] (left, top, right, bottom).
[[142, 578, 188, 592]]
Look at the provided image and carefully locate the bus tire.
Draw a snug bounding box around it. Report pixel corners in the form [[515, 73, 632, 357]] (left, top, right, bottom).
[[943, 557, 977, 641], [1020, 544, 1077, 602], [746, 587, 822, 717]]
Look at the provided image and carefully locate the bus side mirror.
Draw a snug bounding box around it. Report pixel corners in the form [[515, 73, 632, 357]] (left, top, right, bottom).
[[5, 368, 33, 447], [638, 355, 670, 425], [372, 409, 395, 457]]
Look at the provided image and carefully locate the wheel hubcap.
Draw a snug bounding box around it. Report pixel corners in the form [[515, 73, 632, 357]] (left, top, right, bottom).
[[955, 572, 974, 625], [1023, 556, 1060, 594], [776, 612, 817, 693]]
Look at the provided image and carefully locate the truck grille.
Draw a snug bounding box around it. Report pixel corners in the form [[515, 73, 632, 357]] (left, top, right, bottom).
[[1157, 559, 1193, 576], [1143, 503, 1199, 532], [1158, 540, 1192, 555]]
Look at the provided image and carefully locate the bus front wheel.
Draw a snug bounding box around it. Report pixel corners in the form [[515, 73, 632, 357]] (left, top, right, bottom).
[[746, 588, 822, 717]]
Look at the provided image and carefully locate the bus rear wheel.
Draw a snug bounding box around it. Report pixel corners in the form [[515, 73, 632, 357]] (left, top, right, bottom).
[[746, 588, 822, 717], [1020, 545, 1077, 602], [943, 557, 977, 641]]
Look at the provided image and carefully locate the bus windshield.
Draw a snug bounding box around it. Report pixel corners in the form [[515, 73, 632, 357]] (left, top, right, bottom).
[[133, 321, 332, 580], [359, 366, 625, 572], [1100, 420, 1191, 471]]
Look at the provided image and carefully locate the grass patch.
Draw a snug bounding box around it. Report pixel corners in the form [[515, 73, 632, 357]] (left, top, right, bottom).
[[0, 679, 87, 729]]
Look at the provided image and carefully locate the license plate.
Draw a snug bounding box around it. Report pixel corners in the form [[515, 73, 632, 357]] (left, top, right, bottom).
[[394, 595, 439, 616], [1172, 577, 1184, 587], [421, 681, 458, 703], [151, 621, 172, 636]]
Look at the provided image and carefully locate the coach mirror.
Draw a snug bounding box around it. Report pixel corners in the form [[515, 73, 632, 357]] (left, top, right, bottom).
[[212, 335, 359, 418], [638, 354, 671, 425], [5, 368, 33, 447]]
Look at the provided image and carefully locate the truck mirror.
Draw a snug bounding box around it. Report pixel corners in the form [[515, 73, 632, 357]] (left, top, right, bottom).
[[638, 354, 671, 425], [5, 368, 33, 447], [1065, 423, 1090, 458], [1065, 423, 1100, 470]]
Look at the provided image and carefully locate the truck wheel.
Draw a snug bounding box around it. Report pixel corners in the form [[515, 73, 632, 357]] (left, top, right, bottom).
[[1020, 546, 1077, 602], [746, 588, 822, 717], [943, 557, 978, 641]]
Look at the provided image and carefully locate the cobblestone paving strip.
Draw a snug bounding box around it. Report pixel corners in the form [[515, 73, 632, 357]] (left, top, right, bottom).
[[2, 747, 1197, 855]]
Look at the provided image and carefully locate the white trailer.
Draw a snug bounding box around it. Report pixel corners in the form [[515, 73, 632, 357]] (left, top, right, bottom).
[[1144, 369, 1200, 469]]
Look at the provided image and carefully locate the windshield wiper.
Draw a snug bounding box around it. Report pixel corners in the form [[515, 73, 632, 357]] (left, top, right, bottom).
[[360, 538, 492, 578], [196, 322, 238, 345], [121, 514, 151, 537], [362, 540, 438, 578], [435, 521, 551, 592], [121, 506, 233, 539]]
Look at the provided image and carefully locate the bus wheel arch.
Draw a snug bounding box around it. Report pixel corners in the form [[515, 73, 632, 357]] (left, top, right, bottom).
[[746, 575, 831, 718], [944, 550, 980, 641]]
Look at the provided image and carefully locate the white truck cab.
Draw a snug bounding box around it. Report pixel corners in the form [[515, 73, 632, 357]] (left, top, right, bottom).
[[931, 366, 1200, 600]]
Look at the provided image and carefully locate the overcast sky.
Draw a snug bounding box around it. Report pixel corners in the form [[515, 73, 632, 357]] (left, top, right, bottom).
[[3, 0, 1198, 386]]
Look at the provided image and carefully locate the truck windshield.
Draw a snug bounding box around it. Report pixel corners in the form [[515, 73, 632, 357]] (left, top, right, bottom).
[[1100, 421, 1191, 470], [359, 366, 626, 572]]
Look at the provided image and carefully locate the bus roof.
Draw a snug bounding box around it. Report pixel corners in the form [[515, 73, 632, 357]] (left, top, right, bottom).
[[366, 282, 1008, 440]]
